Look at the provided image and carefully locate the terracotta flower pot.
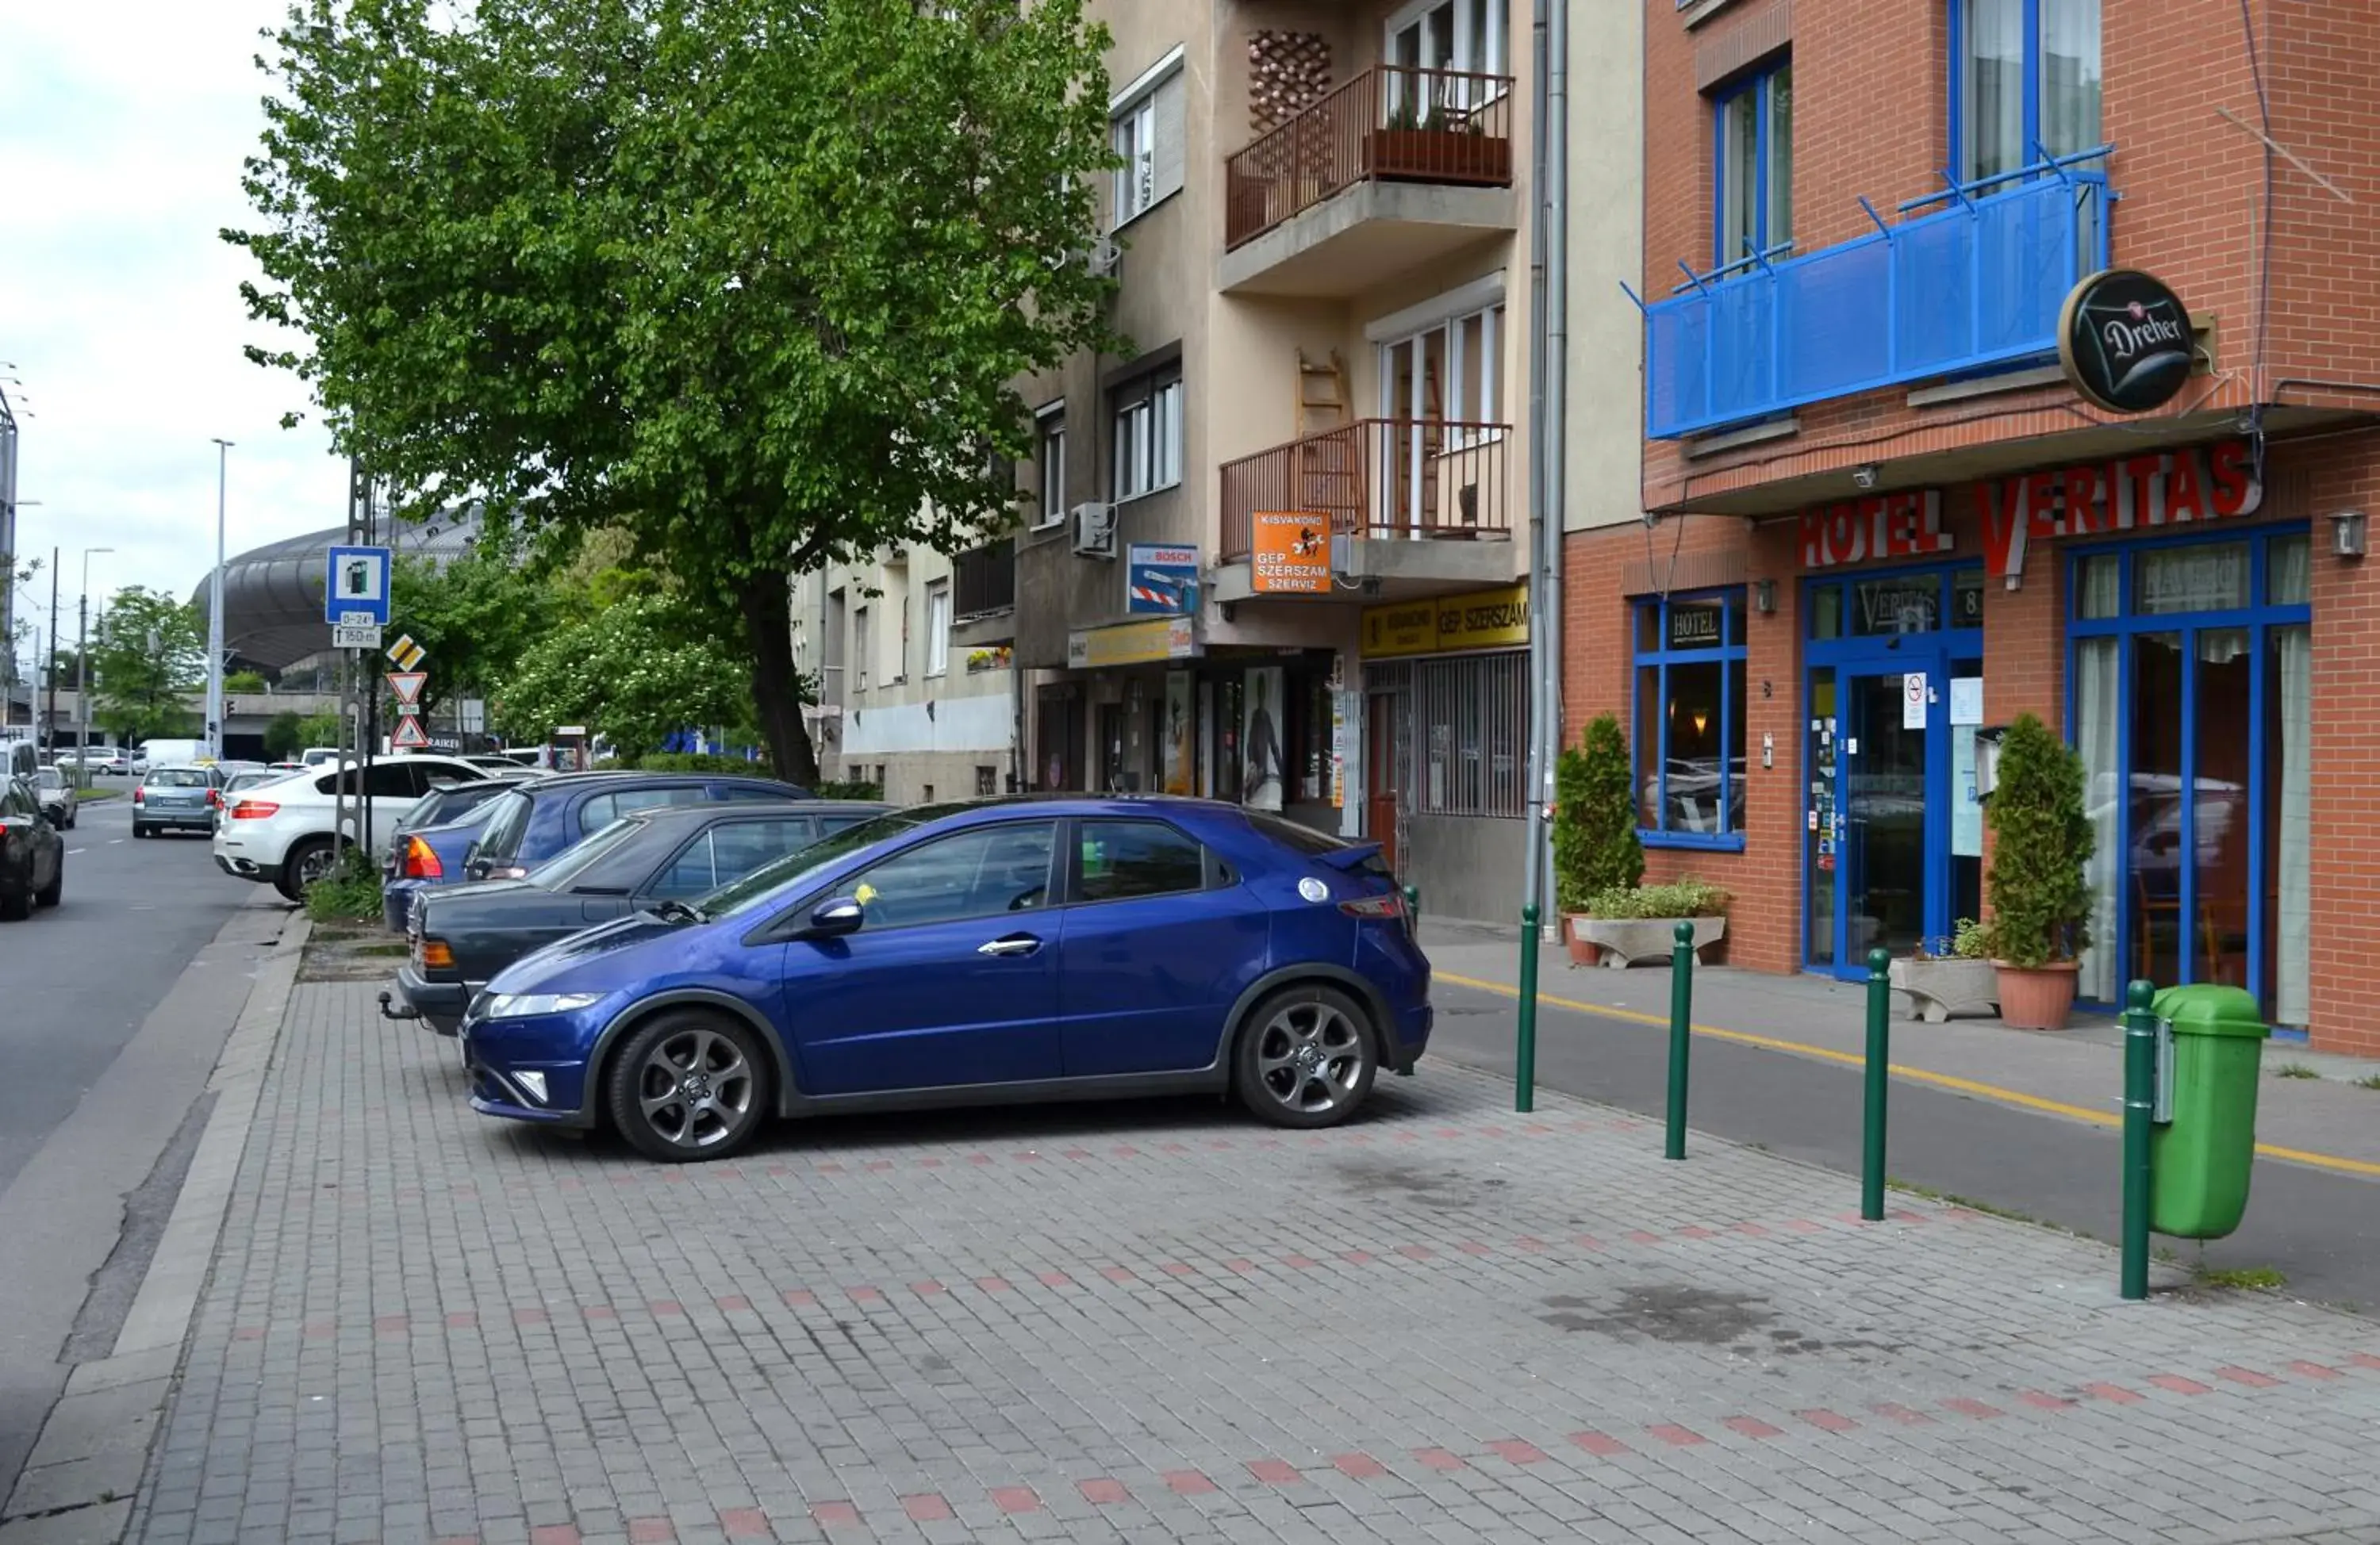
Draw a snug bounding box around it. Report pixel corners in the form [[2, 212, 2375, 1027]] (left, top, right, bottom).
[[1994, 960, 2080, 1031], [1562, 914, 1596, 966]]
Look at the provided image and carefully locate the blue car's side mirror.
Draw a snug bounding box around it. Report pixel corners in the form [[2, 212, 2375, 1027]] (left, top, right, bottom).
[[805, 897, 865, 939]]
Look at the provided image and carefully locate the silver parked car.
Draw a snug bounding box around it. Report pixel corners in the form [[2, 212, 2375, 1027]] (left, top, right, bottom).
[[32, 766, 75, 830], [134, 765, 224, 838]]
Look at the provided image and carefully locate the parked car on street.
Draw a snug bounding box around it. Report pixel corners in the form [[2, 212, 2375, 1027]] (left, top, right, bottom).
[[0, 774, 67, 920], [32, 766, 75, 830], [134, 765, 227, 838], [460, 770, 813, 884], [459, 796, 1431, 1161], [55, 748, 129, 776], [397, 799, 890, 1033], [380, 773, 538, 932], [215, 768, 290, 832], [213, 754, 491, 901]]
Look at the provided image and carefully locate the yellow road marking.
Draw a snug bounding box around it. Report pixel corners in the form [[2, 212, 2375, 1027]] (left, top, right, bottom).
[[1434, 970, 2380, 1180]]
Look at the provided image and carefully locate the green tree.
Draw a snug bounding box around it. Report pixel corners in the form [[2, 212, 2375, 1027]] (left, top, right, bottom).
[[232, 0, 1120, 784], [1553, 715, 1644, 914], [298, 709, 345, 749], [1982, 713, 2094, 968], [495, 595, 751, 763], [90, 588, 205, 745], [390, 539, 560, 715], [263, 710, 306, 761], [224, 669, 269, 693]]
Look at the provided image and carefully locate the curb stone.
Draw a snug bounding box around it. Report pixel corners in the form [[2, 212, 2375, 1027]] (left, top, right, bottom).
[[0, 917, 309, 1545]]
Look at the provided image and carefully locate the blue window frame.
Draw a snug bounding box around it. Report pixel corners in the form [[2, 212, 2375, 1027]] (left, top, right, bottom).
[[1711, 59, 1792, 272], [2065, 526, 2312, 1028], [1948, 0, 2102, 190], [1631, 590, 1747, 849]]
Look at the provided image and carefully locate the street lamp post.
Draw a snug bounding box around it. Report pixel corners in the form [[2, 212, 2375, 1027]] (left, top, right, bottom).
[[75, 546, 113, 789], [208, 439, 233, 760]]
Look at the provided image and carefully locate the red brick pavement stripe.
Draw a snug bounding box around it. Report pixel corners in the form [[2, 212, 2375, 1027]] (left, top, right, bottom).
[[1101, 1265, 1136, 1282], [714, 1294, 750, 1313], [912, 1280, 946, 1295], [2019, 1391, 2076, 1409], [1723, 1417, 1784, 1439], [846, 1287, 881, 1304], [991, 1486, 1042, 1514], [1164, 1469, 1219, 1495], [1078, 1479, 1130, 1505], [444, 1311, 477, 1329], [902, 1493, 953, 1522], [373, 1313, 408, 1334], [811, 1501, 862, 1526], [717, 1509, 769, 1538], [2290, 1361, 2344, 1379], [1038, 1271, 1073, 1288], [780, 1289, 816, 1308], [1648, 1424, 1706, 1447], [1411, 1447, 1466, 1471], [1796, 1409, 1858, 1432], [1941, 1397, 2003, 1419], [1246, 1459, 1300, 1485], [1487, 1439, 1549, 1464], [1334, 1453, 1388, 1478], [2217, 1366, 2280, 1388], [2150, 1375, 2213, 1395], [530, 1528, 581, 1545], [650, 1300, 685, 1317], [2083, 1382, 2144, 1404], [1872, 1402, 1935, 1425], [2348, 1353, 2380, 1371], [628, 1520, 674, 1543]]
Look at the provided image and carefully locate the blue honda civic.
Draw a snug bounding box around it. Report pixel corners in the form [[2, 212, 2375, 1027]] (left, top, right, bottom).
[[459, 796, 1432, 1160]]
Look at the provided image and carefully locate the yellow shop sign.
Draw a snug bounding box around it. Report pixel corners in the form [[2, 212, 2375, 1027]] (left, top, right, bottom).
[[1360, 585, 1530, 658]]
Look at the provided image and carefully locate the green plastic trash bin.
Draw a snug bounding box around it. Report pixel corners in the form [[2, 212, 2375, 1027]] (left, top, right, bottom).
[[2148, 983, 2271, 1240]]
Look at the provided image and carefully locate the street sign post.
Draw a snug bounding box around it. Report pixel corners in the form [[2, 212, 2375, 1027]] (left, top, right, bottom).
[[324, 546, 393, 625], [332, 622, 384, 650]]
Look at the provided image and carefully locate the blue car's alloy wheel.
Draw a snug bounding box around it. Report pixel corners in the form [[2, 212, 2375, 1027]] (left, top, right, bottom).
[[605, 1011, 769, 1161], [1236, 985, 1376, 1129]]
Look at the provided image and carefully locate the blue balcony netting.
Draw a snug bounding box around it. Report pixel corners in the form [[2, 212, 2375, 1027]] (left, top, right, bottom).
[[1644, 158, 2111, 440]]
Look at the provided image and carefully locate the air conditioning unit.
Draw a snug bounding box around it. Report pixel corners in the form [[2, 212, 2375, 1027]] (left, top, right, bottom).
[[1081, 236, 1121, 278], [1071, 501, 1116, 558]]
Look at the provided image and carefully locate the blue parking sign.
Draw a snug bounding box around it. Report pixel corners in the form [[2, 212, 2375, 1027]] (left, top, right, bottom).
[[324, 545, 393, 624]]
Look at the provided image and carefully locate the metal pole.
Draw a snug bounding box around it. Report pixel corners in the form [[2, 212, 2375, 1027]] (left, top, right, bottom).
[[75, 546, 109, 790], [1664, 919, 1693, 1159], [206, 439, 232, 761], [1541, 0, 1568, 845], [1513, 0, 1550, 1114], [2121, 977, 2157, 1300], [1860, 945, 1891, 1220], [44, 546, 57, 755], [359, 466, 377, 853]]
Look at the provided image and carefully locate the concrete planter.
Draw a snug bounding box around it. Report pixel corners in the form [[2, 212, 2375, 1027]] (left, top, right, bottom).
[[1568, 915, 1726, 969], [1888, 957, 2000, 1024]]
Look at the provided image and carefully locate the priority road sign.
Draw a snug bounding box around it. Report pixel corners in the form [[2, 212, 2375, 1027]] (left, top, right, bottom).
[[391, 713, 430, 750], [386, 671, 427, 707], [324, 546, 393, 625], [386, 634, 426, 671]]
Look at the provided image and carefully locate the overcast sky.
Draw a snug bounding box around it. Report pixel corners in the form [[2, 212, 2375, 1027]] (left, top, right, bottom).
[[4, 2, 347, 668]]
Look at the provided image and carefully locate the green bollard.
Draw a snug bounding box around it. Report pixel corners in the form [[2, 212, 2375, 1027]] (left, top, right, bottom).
[[1860, 947, 1891, 1221], [2121, 978, 2157, 1301], [1514, 902, 1539, 1114], [1403, 883, 1420, 929], [1664, 920, 1694, 1160]]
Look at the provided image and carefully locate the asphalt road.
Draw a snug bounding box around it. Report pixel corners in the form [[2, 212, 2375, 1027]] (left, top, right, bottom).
[[0, 793, 248, 1194], [0, 790, 264, 1500], [1428, 978, 2380, 1313]]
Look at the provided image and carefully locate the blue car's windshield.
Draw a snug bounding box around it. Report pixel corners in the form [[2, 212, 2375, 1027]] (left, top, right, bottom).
[[697, 808, 928, 917]]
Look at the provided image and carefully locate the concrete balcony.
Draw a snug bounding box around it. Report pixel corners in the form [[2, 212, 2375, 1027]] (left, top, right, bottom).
[[1219, 64, 1517, 298]]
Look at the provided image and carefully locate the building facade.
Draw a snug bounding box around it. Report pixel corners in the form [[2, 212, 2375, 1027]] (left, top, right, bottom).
[[1591, 0, 2380, 1055], [1004, 0, 1640, 924]]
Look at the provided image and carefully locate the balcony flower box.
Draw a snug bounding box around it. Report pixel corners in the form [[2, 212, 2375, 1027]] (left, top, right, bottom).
[[1365, 127, 1510, 185]]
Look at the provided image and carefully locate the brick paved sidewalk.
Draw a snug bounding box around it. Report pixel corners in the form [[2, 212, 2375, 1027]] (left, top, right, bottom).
[[125, 983, 2380, 1545]]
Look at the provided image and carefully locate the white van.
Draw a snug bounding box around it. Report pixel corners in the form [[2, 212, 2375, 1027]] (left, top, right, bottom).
[[138, 738, 213, 769], [1, 737, 37, 780]]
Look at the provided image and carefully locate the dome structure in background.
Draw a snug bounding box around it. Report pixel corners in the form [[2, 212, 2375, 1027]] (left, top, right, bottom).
[[194, 508, 484, 672]]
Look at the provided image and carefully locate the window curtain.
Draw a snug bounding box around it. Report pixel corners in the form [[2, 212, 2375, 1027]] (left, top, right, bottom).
[[1962, 0, 2024, 184], [2039, 0, 2103, 160], [2275, 623, 2312, 1026], [2075, 634, 2122, 1003]]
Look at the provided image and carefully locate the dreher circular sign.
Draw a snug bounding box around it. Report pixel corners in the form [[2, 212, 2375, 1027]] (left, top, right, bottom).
[[2058, 268, 2195, 414]]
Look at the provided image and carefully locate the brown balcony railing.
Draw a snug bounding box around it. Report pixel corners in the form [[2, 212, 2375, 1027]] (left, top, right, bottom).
[[951, 539, 1015, 619], [1219, 419, 1512, 561], [1224, 65, 1515, 250]]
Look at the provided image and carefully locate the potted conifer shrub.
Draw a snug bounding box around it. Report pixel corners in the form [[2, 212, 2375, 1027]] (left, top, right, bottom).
[[1553, 715, 1641, 965], [1981, 712, 2095, 1030]]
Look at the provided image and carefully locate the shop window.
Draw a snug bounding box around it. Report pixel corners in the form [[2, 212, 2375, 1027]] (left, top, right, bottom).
[[1713, 59, 1792, 269], [1952, 0, 2100, 187], [1632, 591, 1747, 846], [1367, 651, 1528, 819]]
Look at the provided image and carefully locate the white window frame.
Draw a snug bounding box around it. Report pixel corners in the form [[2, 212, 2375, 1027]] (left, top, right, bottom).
[[926, 581, 951, 677], [1034, 402, 1067, 530], [1385, 0, 1508, 119], [853, 604, 870, 692], [1108, 47, 1182, 232], [1111, 370, 1183, 503], [1375, 300, 1506, 439]]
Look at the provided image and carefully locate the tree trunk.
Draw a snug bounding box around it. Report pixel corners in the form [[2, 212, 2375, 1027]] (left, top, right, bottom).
[[738, 572, 820, 786]]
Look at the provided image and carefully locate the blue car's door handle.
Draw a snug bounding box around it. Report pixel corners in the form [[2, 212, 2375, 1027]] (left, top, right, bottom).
[[977, 933, 1044, 958]]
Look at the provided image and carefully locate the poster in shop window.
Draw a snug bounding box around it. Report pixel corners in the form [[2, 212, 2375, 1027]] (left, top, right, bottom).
[[1242, 666, 1284, 811], [1162, 672, 1194, 796]]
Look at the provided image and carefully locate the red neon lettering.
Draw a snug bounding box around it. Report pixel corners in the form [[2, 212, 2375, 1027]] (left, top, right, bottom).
[[2209, 439, 2261, 516], [1980, 480, 2028, 580], [1800, 508, 1827, 569], [2167, 450, 2208, 523], [2125, 456, 2164, 527], [1884, 493, 1919, 557], [2025, 472, 2061, 540]]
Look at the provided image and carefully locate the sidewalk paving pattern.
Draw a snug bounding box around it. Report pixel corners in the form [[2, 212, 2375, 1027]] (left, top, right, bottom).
[[121, 983, 2380, 1544]]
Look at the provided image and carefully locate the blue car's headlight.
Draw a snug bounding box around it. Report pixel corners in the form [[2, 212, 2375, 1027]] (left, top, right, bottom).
[[482, 991, 605, 1019]]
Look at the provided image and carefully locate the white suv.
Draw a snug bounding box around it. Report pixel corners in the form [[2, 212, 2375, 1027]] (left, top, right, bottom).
[[214, 754, 489, 901]]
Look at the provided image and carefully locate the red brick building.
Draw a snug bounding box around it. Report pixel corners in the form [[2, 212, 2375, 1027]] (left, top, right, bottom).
[[1572, 0, 2380, 1054]]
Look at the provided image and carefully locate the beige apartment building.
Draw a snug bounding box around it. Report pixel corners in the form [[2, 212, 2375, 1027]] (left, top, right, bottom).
[[1004, 0, 1642, 922]]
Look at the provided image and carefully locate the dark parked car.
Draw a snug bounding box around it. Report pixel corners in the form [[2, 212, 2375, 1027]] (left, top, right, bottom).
[[133, 765, 224, 838], [397, 800, 889, 1033], [459, 796, 1432, 1161], [380, 773, 537, 931], [1, 774, 66, 919], [461, 771, 812, 883]]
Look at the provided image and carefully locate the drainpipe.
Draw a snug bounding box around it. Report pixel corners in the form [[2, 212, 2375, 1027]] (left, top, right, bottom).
[[1540, 0, 1568, 914], [1518, 0, 1552, 942]]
